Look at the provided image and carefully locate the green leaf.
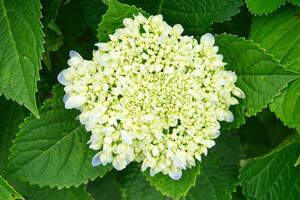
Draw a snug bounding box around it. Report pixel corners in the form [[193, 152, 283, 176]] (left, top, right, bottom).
[[17, 184, 94, 200], [245, 0, 286, 15], [250, 7, 300, 132], [144, 163, 200, 200], [121, 0, 243, 34], [97, 0, 148, 42], [119, 165, 165, 200], [0, 176, 23, 200], [80, 0, 108, 35], [250, 7, 300, 72], [26, 187, 94, 200], [240, 136, 300, 200], [186, 134, 245, 200], [0, 0, 44, 117], [270, 80, 300, 132], [8, 85, 111, 188], [87, 172, 122, 200], [215, 34, 300, 129], [0, 97, 24, 174]]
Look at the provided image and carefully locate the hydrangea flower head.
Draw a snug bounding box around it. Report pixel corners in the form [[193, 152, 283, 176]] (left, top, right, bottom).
[[58, 13, 245, 180]]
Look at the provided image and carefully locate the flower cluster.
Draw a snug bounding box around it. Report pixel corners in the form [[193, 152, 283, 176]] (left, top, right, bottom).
[[58, 14, 245, 180]]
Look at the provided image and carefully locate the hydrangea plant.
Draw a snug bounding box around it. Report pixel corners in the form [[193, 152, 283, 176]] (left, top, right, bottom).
[[58, 14, 245, 180], [0, 0, 300, 199]]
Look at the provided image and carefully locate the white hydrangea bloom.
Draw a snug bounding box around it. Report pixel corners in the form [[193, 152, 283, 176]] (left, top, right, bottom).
[[58, 13, 245, 180]]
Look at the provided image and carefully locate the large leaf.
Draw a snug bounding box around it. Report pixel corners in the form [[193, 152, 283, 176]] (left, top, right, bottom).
[[250, 7, 300, 132], [270, 80, 300, 132], [119, 165, 165, 200], [144, 163, 200, 200], [216, 34, 300, 129], [15, 183, 94, 200], [186, 134, 245, 200], [240, 136, 300, 200], [121, 0, 243, 34], [24, 187, 93, 200], [0, 97, 24, 174], [97, 0, 147, 42], [0, 0, 44, 117], [250, 7, 300, 72], [0, 176, 23, 200], [8, 86, 111, 188], [245, 0, 300, 15], [245, 0, 286, 15]]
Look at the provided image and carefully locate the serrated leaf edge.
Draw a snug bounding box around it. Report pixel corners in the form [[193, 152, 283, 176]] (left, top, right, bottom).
[[7, 87, 112, 190]]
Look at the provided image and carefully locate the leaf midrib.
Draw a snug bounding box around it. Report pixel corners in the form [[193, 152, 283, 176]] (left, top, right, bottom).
[[0, 1, 31, 101]]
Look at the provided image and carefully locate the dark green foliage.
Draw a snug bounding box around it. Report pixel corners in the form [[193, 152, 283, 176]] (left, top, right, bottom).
[[0, 0, 300, 199]]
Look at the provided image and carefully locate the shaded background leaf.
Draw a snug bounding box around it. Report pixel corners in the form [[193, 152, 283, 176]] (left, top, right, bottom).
[[0, 97, 24, 175], [185, 134, 245, 200], [87, 171, 122, 200], [119, 165, 165, 200]]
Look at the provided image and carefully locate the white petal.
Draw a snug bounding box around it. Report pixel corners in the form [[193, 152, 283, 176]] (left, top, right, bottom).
[[232, 87, 246, 98], [121, 130, 133, 145], [224, 110, 234, 122], [112, 157, 127, 171], [200, 33, 215, 46], [67, 57, 82, 67], [195, 153, 201, 161], [153, 14, 163, 22], [63, 94, 70, 103], [150, 168, 159, 177], [100, 152, 113, 163], [123, 18, 133, 26], [172, 155, 185, 169], [102, 127, 115, 133], [152, 146, 159, 157], [217, 78, 227, 86], [141, 161, 148, 172], [169, 169, 182, 180], [173, 24, 184, 35], [141, 114, 154, 122], [210, 130, 220, 139], [203, 139, 215, 148], [69, 50, 82, 58], [57, 69, 69, 85], [92, 153, 102, 166], [65, 95, 86, 109]]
